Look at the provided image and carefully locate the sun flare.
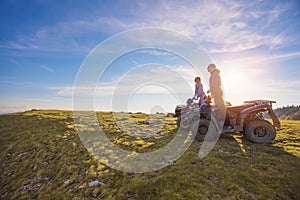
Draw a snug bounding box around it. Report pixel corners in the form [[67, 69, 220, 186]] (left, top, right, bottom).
[[221, 64, 250, 105]]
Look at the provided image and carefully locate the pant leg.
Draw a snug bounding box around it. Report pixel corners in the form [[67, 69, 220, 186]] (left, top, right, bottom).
[[213, 95, 226, 128], [199, 97, 205, 105]]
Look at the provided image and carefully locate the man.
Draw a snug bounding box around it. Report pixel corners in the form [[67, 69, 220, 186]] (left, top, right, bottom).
[[207, 64, 227, 130]]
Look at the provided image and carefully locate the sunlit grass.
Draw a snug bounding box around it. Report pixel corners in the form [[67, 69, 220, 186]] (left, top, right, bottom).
[[0, 110, 299, 199]]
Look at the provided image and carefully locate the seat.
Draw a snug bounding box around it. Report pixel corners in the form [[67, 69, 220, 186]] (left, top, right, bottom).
[[226, 103, 254, 113]]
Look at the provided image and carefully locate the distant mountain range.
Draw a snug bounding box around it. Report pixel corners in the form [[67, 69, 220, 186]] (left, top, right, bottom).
[[274, 105, 300, 120]]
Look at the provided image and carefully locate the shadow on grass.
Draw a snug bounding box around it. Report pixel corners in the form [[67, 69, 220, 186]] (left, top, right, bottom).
[[0, 111, 299, 199]]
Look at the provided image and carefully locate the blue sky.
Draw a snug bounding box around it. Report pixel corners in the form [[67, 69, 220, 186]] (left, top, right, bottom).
[[1, 0, 300, 113]]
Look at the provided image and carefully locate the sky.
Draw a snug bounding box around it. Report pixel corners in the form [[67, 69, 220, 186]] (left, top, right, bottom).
[[1, 0, 300, 113]]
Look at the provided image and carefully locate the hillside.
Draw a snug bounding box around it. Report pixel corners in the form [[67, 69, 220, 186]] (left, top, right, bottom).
[[274, 105, 300, 120], [0, 110, 300, 199]]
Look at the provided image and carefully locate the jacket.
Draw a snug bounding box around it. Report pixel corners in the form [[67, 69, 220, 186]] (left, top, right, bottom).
[[209, 69, 223, 96]]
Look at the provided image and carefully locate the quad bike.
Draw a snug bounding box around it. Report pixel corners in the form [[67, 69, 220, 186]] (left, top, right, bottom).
[[174, 96, 281, 143]]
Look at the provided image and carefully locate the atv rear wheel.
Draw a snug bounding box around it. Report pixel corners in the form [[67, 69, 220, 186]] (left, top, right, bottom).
[[191, 119, 211, 141], [244, 120, 275, 143]]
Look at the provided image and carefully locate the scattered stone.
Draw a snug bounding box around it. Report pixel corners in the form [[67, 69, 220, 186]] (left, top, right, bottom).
[[217, 148, 231, 154], [168, 160, 175, 166], [143, 120, 151, 124], [21, 176, 44, 192], [36, 175, 42, 180], [97, 149, 103, 154], [137, 120, 151, 125], [42, 161, 49, 167], [141, 134, 156, 139], [62, 179, 71, 187], [18, 152, 27, 157], [78, 185, 84, 189], [88, 180, 104, 187], [116, 129, 122, 133], [246, 146, 256, 151], [66, 114, 72, 120]]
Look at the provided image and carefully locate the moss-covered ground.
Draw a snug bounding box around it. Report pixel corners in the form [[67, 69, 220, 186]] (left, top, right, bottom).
[[0, 110, 299, 199]]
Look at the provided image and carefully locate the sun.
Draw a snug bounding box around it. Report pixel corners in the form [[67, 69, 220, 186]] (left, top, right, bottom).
[[221, 64, 249, 105], [222, 65, 246, 89]]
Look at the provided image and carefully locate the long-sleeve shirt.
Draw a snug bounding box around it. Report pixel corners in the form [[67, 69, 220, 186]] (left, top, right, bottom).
[[195, 83, 205, 98], [209, 69, 222, 97]]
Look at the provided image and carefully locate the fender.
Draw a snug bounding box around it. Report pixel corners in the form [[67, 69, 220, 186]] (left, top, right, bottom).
[[268, 108, 281, 128], [190, 105, 211, 121], [240, 104, 280, 128]]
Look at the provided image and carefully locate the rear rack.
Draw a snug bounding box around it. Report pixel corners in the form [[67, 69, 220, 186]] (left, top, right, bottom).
[[243, 100, 276, 106]]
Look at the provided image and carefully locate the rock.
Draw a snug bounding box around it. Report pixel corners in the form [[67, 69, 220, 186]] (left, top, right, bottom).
[[217, 148, 230, 154], [66, 114, 72, 120], [143, 120, 151, 124], [137, 120, 151, 125], [246, 146, 256, 151], [116, 129, 122, 133], [88, 180, 104, 187], [36, 175, 42, 180], [42, 161, 49, 167], [18, 152, 27, 157], [141, 134, 155, 139], [78, 185, 84, 189], [62, 179, 71, 187]]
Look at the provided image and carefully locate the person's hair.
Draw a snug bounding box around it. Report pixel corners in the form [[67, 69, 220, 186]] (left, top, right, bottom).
[[194, 76, 201, 82]]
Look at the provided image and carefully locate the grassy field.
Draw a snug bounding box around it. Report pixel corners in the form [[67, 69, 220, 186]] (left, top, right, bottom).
[[0, 110, 299, 199]]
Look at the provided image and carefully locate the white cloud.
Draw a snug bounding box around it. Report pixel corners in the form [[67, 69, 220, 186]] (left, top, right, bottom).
[[217, 51, 300, 67], [39, 65, 53, 72], [50, 65, 199, 112], [0, 80, 32, 85], [49, 64, 203, 97], [2, 0, 299, 58], [125, 0, 298, 53], [0, 105, 31, 113], [267, 80, 300, 93], [49, 86, 74, 96], [1, 17, 127, 53], [2, 0, 296, 55]]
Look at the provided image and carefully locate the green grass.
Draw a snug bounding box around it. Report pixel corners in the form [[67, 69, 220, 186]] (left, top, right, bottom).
[[0, 110, 299, 199]]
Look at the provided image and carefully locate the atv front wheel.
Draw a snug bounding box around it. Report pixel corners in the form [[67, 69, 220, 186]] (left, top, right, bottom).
[[244, 120, 276, 143], [176, 116, 181, 128], [177, 115, 192, 130], [191, 119, 210, 141]]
